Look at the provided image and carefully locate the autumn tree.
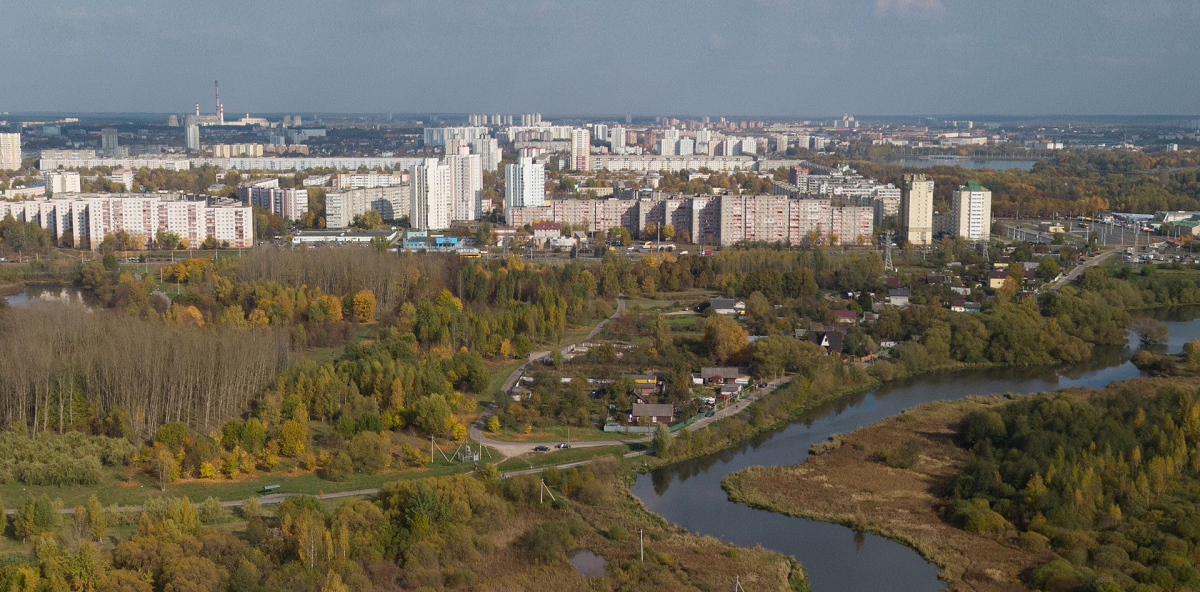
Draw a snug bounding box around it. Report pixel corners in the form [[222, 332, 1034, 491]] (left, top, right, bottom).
[[352, 289, 376, 323], [704, 315, 749, 365]]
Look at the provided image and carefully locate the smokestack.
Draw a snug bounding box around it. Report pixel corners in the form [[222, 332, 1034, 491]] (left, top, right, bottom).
[[195, 102, 200, 116], [215, 80, 224, 123]]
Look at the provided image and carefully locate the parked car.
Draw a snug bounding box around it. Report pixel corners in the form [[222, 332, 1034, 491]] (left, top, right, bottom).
[[556, 443, 571, 449], [533, 445, 550, 452]]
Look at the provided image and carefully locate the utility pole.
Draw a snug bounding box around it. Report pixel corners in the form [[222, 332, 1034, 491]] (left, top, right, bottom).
[[640, 528, 644, 563]]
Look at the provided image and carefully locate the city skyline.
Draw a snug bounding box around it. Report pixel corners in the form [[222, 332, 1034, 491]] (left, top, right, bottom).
[[2, 0, 1198, 116]]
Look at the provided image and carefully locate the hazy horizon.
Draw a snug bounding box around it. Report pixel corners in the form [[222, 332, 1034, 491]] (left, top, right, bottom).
[[2, 0, 1198, 116]]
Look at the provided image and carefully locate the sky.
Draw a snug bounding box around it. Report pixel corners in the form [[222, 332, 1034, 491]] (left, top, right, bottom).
[[1, 0, 1197, 117]]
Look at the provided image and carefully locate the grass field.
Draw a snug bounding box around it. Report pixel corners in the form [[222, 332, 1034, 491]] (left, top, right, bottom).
[[496, 444, 636, 472], [486, 425, 637, 443]]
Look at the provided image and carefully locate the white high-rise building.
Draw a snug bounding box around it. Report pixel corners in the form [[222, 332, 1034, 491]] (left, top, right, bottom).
[[44, 171, 81, 196], [591, 124, 608, 147], [446, 147, 483, 221], [470, 137, 502, 172], [504, 157, 545, 223], [951, 181, 992, 241], [185, 124, 200, 152], [570, 128, 591, 171], [900, 173, 934, 245], [0, 133, 21, 171], [101, 128, 119, 151], [609, 126, 626, 154], [410, 158, 452, 230], [677, 138, 695, 156]]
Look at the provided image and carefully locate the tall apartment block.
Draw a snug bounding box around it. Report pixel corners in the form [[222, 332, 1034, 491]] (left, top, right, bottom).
[[900, 173, 934, 245]]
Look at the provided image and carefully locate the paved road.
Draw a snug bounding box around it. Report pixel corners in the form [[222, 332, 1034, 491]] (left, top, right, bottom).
[[1047, 249, 1117, 291]]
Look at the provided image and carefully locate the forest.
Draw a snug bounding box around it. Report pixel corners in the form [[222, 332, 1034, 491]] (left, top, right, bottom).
[[951, 381, 1200, 591], [822, 149, 1200, 218]]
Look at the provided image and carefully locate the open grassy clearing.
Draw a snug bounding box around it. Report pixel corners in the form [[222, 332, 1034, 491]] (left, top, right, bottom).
[[496, 444, 636, 472]]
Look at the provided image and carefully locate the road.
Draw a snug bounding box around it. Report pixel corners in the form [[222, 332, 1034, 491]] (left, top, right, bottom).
[[470, 295, 628, 458], [1047, 249, 1117, 291]]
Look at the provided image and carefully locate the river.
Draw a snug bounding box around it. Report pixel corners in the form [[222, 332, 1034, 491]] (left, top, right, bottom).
[[632, 308, 1200, 592]]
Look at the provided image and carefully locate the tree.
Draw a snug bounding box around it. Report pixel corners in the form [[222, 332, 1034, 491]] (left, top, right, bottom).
[[654, 315, 672, 353], [704, 315, 749, 365], [1131, 318, 1168, 345], [487, 416, 501, 433], [1036, 257, 1061, 280], [279, 419, 308, 456], [414, 394, 454, 437], [86, 494, 106, 541], [163, 556, 222, 592], [352, 289, 376, 323], [345, 431, 390, 473], [13, 495, 60, 542], [653, 423, 671, 457], [643, 222, 658, 240], [352, 209, 383, 230], [661, 224, 675, 240]]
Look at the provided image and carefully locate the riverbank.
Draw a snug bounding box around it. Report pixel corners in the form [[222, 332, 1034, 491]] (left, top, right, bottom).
[[722, 395, 1048, 592]]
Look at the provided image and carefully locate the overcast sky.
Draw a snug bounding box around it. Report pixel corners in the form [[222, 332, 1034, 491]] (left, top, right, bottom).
[[1, 0, 1197, 117]]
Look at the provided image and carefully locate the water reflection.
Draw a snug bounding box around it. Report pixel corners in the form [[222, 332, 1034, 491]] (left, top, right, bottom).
[[634, 310, 1200, 592]]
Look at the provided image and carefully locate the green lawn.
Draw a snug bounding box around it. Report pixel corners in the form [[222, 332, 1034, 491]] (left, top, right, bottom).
[[496, 444, 636, 472], [0, 445, 501, 510], [485, 426, 637, 443]]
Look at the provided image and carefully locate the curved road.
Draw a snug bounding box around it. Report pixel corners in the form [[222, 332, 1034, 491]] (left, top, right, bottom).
[[471, 295, 631, 458]]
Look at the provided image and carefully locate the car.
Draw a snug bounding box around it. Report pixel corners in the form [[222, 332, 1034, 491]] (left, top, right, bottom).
[[556, 443, 571, 449], [533, 445, 550, 452]]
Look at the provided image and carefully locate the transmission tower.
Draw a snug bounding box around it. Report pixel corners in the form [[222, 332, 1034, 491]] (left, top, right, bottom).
[[884, 231, 895, 271]]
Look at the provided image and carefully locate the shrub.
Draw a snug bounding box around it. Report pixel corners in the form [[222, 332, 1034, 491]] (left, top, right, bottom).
[[324, 452, 353, 482], [523, 521, 580, 563], [879, 440, 920, 469], [607, 525, 627, 541], [197, 497, 223, 523], [345, 432, 390, 473]]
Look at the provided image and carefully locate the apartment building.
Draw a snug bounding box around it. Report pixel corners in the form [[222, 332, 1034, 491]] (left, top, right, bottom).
[[0, 194, 252, 250], [901, 173, 935, 245], [951, 181, 992, 241], [325, 186, 410, 228], [410, 158, 452, 230], [239, 180, 310, 221]]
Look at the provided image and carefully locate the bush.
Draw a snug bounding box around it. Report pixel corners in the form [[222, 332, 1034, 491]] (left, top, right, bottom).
[[607, 525, 627, 541], [879, 440, 920, 469], [323, 452, 353, 482], [522, 521, 581, 563], [197, 497, 223, 523], [345, 432, 390, 473]]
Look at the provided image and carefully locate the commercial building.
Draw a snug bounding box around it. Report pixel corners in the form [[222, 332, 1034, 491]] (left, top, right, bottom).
[[570, 128, 591, 171], [0, 194, 252, 250], [445, 147, 483, 221], [951, 181, 992, 241], [901, 173, 935, 245], [504, 157, 545, 222], [108, 169, 134, 190], [0, 133, 21, 170], [410, 158, 452, 230], [43, 171, 81, 196], [325, 186, 410, 228], [239, 180, 309, 221]]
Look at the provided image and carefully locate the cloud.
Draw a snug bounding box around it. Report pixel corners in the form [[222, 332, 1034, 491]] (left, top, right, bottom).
[[874, 0, 944, 17], [707, 31, 727, 49]]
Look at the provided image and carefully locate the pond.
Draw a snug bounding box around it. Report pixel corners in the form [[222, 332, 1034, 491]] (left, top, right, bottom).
[[569, 549, 607, 576], [4, 285, 93, 308]]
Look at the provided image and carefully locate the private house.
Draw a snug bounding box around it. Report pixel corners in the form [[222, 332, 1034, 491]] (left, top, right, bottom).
[[694, 367, 752, 387], [887, 288, 910, 307], [630, 403, 674, 424], [710, 298, 745, 315], [623, 374, 659, 397], [802, 325, 846, 354], [988, 270, 1009, 289], [532, 222, 560, 239], [833, 310, 858, 324]]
